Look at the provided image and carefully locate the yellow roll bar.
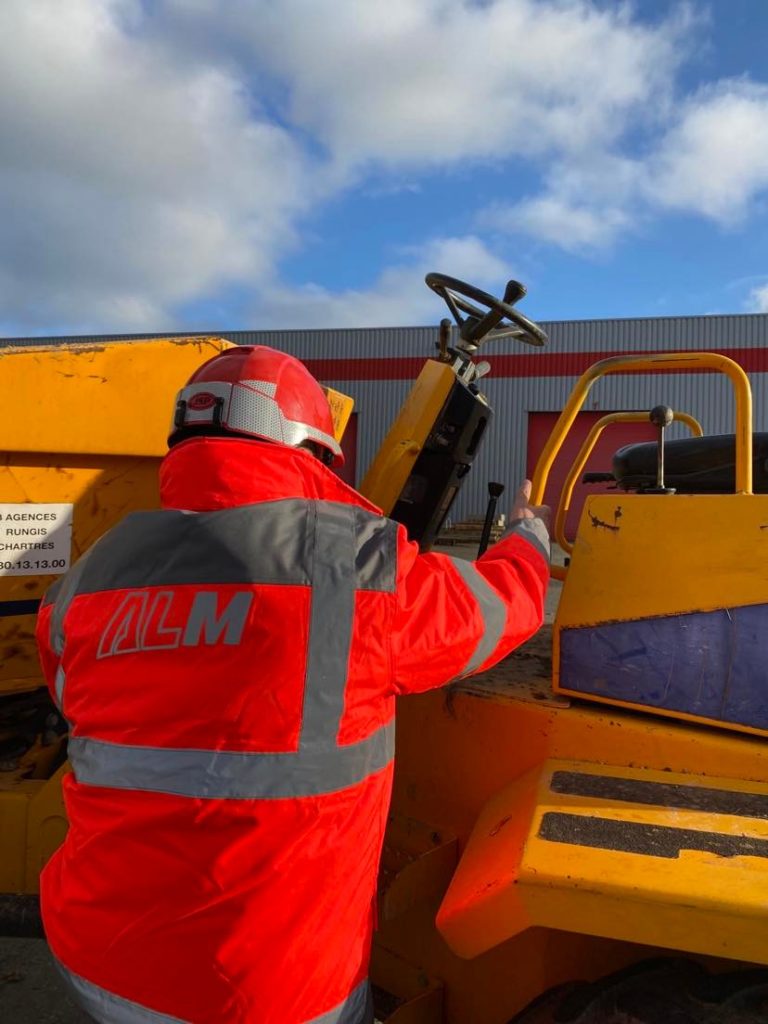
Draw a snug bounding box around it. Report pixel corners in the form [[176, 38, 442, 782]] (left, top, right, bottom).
[[531, 352, 754, 505], [553, 411, 704, 555]]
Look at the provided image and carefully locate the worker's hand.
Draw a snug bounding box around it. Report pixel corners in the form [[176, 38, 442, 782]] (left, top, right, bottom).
[[511, 480, 550, 532]]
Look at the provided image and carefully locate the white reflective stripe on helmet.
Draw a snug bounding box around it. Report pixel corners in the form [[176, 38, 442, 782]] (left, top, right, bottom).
[[176, 379, 342, 460]]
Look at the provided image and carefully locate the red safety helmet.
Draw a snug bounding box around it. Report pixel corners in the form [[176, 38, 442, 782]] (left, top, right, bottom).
[[169, 346, 343, 465]]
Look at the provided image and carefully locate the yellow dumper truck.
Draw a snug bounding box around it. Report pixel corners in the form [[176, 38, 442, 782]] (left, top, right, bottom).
[[2, 274, 768, 1021]]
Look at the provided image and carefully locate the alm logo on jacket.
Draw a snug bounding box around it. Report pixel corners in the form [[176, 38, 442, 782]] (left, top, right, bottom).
[[97, 590, 253, 659]]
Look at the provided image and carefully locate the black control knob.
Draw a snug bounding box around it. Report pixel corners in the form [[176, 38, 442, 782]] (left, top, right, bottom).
[[650, 404, 674, 429]]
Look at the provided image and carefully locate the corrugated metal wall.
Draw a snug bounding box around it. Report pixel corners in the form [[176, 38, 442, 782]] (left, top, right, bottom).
[[5, 313, 767, 520], [6, 311, 768, 353]]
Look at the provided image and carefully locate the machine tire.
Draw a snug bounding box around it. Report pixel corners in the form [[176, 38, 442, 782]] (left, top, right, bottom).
[[508, 957, 768, 1023]]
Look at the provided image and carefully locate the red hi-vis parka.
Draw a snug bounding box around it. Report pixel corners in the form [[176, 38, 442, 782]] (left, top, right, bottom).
[[36, 436, 549, 1024]]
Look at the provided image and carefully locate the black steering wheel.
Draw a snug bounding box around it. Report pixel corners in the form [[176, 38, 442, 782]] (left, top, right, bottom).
[[425, 272, 547, 349]]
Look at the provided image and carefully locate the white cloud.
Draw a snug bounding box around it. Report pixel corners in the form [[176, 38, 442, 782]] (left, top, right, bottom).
[[479, 148, 643, 249], [0, 0, 314, 332], [492, 78, 768, 251], [142, 0, 693, 314], [487, 195, 631, 250], [161, 0, 685, 169], [645, 81, 768, 222], [747, 282, 768, 313], [254, 236, 510, 328], [2, 0, 767, 330]]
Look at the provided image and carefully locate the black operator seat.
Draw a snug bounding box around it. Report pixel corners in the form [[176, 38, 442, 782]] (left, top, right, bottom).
[[612, 433, 768, 493]]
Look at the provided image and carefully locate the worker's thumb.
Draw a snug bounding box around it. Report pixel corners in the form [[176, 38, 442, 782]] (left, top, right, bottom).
[[511, 479, 551, 530], [511, 479, 534, 520]]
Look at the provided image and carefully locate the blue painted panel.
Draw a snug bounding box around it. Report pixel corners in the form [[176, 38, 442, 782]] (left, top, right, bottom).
[[560, 605, 768, 730]]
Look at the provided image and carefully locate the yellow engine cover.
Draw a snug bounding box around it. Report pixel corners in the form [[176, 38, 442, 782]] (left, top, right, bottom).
[[0, 337, 236, 696]]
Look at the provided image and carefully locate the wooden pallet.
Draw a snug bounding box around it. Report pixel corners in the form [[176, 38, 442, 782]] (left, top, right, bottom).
[[436, 517, 505, 547]]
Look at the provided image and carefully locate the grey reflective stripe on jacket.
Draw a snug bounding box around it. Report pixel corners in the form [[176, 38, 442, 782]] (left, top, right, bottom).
[[54, 666, 66, 708], [68, 725, 395, 800], [44, 542, 98, 651], [505, 516, 550, 563], [55, 961, 186, 1024], [65, 500, 396, 595], [311, 980, 373, 1024], [448, 558, 508, 677], [54, 500, 398, 801], [56, 960, 372, 1024], [43, 544, 97, 711], [449, 514, 549, 678]]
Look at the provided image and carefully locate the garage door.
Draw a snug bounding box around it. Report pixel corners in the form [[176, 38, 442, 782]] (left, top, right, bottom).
[[336, 411, 358, 488], [526, 411, 658, 542]]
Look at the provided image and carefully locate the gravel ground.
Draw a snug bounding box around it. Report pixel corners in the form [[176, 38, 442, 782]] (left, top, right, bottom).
[[0, 541, 562, 1022], [0, 939, 90, 1022]]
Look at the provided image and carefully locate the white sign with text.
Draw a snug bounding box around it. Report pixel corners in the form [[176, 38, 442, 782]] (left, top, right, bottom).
[[0, 503, 74, 576]]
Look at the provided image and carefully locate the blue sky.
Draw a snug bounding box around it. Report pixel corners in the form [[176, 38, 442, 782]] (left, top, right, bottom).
[[2, 0, 768, 335]]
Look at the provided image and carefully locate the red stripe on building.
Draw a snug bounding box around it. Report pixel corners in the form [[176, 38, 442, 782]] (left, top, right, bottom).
[[304, 347, 768, 382]]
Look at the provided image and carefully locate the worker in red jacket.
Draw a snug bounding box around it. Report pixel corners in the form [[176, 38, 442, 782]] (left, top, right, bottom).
[[36, 346, 549, 1024]]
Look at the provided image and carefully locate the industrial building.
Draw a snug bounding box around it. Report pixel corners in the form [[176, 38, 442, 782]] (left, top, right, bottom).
[[7, 310, 768, 532]]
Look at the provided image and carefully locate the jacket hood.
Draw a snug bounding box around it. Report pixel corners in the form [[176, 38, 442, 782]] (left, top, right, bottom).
[[159, 436, 381, 514]]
